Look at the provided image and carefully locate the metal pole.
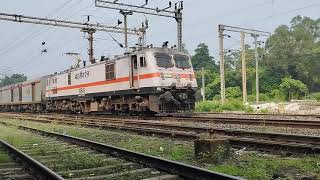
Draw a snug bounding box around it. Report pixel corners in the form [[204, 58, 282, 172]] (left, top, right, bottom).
[[87, 29, 96, 64], [123, 14, 128, 48], [120, 10, 133, 49], [201, 67, 205, 101], [176, 12, 183, 52], [241, 32, 247, 104], [253, 34, 259, 103], [219, 25, 225, 103]]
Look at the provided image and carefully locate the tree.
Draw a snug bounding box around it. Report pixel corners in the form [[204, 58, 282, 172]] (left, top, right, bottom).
[[279, 77, 308, 100], [263, 16, 320, 92], [191, 43, 217, 71], [0, 74, 27, 87]]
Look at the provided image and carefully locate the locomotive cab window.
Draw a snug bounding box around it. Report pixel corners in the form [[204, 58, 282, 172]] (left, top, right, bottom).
[[155, 53, 173, 68], [174, 54, 191, 69], [105, 63, 115, 80], [140, 57, 147, 67]]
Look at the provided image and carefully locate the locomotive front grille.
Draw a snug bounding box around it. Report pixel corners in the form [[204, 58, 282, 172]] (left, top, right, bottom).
[[159, 102, 194, 114]]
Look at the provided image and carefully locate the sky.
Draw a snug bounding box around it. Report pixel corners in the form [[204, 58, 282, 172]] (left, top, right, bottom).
[[0, 0, 319, 78]]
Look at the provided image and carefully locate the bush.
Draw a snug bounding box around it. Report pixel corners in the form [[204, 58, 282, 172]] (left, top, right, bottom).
[[196, 100, 252, 112], [269, 89, 285, 102], [247, 93, 271, 102], [279, 77, 308, 100], [307, 92, 320, 101], [226, 87, 242, 99]]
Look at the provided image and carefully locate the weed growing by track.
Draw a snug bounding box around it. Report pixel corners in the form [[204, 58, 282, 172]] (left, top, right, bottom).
[[0, 151, 11, 163], [209, 152, 320, 180], [2, 118, 320, 180]]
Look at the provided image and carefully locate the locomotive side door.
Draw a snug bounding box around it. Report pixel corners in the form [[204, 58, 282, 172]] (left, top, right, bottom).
[[130, 55, 139, 88]]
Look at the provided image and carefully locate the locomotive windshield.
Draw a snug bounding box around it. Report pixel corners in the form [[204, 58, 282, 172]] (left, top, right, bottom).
[[155, 53, 173, 68], [174, 54, 190, 69]]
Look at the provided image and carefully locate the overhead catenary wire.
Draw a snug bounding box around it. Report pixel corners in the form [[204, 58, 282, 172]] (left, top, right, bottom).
[[0, 0, 79, 57], [4, 1, 96, 72]]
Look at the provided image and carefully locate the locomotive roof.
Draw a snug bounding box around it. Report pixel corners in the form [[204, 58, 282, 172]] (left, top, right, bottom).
[[48, 47, 190, 77]]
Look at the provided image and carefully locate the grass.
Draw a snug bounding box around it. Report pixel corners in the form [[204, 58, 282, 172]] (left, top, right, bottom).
[[0, 124, 127, 177], [209, 153, 320, 180], [1, 119, 194, 163], [1, 118, 320, 179], [195, 100, 253, 113], [0, 151, 11, 163], [310, 92, 320, 101]]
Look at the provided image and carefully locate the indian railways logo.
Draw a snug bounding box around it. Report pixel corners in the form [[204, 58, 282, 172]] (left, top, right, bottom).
[[75, 71, 90, 80]]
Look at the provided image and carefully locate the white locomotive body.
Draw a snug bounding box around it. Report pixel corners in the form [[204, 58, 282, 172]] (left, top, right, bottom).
[[0, 47, 198, 115]]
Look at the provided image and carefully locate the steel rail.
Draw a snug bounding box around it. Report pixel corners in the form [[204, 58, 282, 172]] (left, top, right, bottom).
[[39, 115, 320, 145], [2, 113, 320, 146], [0, 140, 64, 180], [2, 116, 320, 154], [0, 121, 241, 180], [129, 115, 320, 129], [195, 112, 320, 118], [2, 113, 320, 145], [67, 112, 320, 129]]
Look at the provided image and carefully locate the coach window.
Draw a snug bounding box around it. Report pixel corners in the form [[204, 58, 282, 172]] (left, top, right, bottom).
[[140, 57, 147, 67], [68, 73, 71, 85], [106, 63, 115, 80]]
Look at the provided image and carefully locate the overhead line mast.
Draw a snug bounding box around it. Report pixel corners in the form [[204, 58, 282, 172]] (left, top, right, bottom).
[[0, 12, 145, 64], [218, 24, 271, 104], [95, 0, 184, 52]]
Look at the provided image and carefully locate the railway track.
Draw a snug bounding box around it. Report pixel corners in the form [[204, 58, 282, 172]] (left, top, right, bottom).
[[2, 112, 320, 129], [1, 113, 320, 154], [0, 122, 240, 180], [194, 112, 320, 119], [60, 112, 320, 129], [0, 140, 61, 180], [172, 116, 320, 129]]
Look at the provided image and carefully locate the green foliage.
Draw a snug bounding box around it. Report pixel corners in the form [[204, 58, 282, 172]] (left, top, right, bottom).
[[263, 16, 320, 92], [197, 144, 231, 164], [192, 43, 217, 71], [209, 153, 320, 180], [0, 151, 11, 163], [226, 87, 241, 99], [269, 89, 285, 102], [314, 93, 320, 102], [191, 16, 320, 103], [279, 77, 308, 100], [195, 100, 252, 112], [248, 93, 271, 102], [0, 74, 27, 87]]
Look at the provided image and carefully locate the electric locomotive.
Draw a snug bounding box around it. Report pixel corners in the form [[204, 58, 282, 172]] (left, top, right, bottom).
[[0, 46, 198, 115]]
